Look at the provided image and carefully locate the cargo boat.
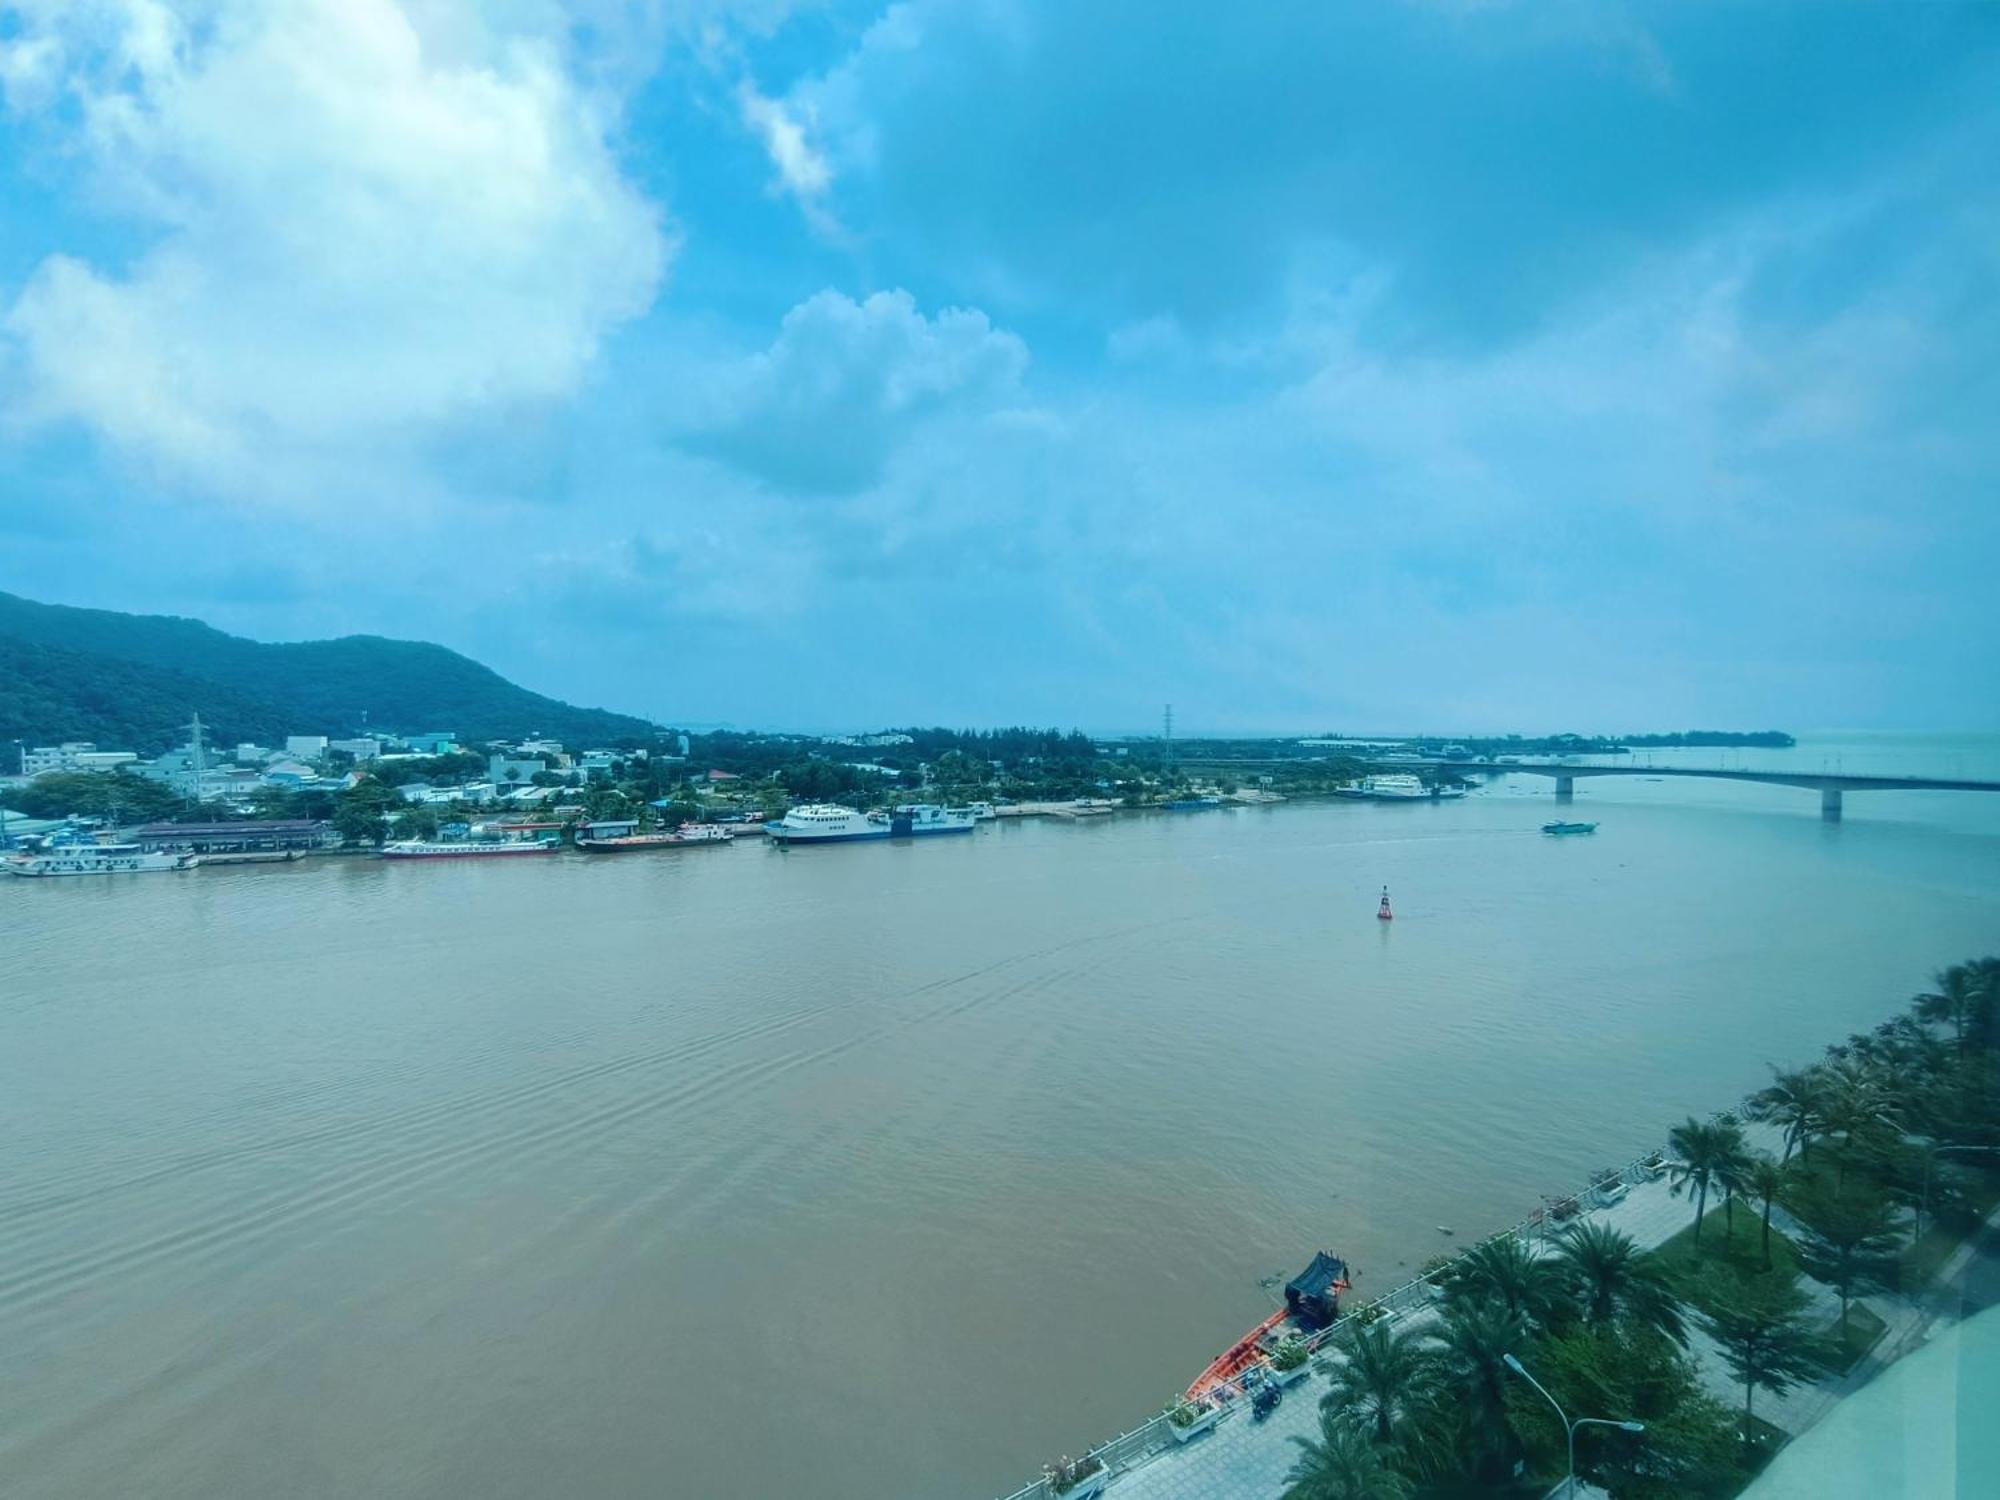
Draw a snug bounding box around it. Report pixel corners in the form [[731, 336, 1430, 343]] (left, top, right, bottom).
[[576, 824, 731, 851]]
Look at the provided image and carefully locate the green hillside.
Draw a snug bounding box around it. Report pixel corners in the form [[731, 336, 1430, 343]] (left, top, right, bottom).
[[0, 592, 657, 755]]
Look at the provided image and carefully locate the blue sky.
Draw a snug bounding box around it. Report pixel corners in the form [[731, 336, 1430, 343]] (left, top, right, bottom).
[[0, 1, 1994, 734]]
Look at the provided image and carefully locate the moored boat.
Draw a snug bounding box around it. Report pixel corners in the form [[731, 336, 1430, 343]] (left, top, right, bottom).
[[767, 804, 890, 844], [1186, 1250, 1349, 1399], [880, 804, 976, 836], [381, 838, 558, 859], [576, 824, 732, 851], [5, 839, 197, 876]]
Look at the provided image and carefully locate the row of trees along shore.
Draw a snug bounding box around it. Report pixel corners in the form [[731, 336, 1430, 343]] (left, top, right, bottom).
[[1280, 956, 2000, 1500]]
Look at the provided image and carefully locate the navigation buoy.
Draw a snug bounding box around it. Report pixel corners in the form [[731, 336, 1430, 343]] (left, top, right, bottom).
[[1377, 885, 1393, 921]]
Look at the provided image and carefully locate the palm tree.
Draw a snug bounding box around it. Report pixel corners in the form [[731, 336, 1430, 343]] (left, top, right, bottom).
[[1744, 1153, 1788, 1270], [1667, 1115, 1745, 1247], [1321, 1321, 1439, 1452], [1427, 1298, 1528, 1480], [1916, 962, 1981, 1050], [1745, 1065, 1826, 1164], [1285, 1411, 1414, 1500], [1441, 1234, 1568, 1326], [1552, 1221, 1687, 1344], [1819, 1058, 1898, 1189], [1716, 1133, 1755, 1238]]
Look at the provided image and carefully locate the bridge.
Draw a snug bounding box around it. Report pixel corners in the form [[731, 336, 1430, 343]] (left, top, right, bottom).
[[1362, 759, 2000, 822]]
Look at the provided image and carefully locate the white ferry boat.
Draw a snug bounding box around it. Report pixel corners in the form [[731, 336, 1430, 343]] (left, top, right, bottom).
[[5, 841, 197, 876], [380, 838, 558, 859], [944, 802, 997, 822], [767, 804, 889, 844], [1364, 773, 1429, 800], [875, 804, 977, 836]]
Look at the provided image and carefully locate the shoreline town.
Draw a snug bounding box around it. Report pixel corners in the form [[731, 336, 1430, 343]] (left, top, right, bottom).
[[3, 717, 1680, 875]]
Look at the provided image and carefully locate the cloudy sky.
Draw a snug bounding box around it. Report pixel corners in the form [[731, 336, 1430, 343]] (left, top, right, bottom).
[[0, 1, 1994, 733]]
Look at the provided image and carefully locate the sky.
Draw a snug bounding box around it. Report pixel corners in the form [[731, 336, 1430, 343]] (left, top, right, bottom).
[[0, 1, 1995, 735]]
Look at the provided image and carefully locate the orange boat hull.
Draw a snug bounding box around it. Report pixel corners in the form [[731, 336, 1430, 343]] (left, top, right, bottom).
[[1186, 1308, 1289, 1398]]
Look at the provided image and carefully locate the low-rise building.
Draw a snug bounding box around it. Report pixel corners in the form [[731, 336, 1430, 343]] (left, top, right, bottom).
[[403, 732, 458, 754], [285, 735, 330, 759], [489, 755, 547, 786], [328, 738, 382, 761], [21, 742, 140, 776]]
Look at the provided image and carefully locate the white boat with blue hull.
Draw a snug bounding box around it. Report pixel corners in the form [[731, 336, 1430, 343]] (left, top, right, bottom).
[[876, 804, 976, 837], [768, 804, 891, 844]]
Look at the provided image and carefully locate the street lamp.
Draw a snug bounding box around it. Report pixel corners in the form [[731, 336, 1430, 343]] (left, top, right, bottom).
[[1917, 1144, 2000, 1245], [1503, 1352, 1644, 1498]]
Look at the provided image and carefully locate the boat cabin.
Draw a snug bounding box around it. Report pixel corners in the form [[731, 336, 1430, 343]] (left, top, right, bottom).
[[1284, 1250, 1350, 1328], [581, 819, 640, 840]]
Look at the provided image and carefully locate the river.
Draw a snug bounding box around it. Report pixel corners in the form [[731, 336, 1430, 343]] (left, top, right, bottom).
[[2, 733, 1996, 1498]]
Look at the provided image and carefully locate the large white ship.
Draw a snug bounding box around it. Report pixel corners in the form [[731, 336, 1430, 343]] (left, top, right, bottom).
[[5, 840, 198, 876], [766, 804, 890, 844]]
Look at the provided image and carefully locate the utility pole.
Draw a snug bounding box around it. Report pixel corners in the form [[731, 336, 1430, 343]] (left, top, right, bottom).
[[1163, 703, 1173, 772], [187, 712, 206, 808]]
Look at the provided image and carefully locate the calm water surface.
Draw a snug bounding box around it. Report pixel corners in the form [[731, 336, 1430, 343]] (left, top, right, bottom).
[[2, 733, 1997, 1498]]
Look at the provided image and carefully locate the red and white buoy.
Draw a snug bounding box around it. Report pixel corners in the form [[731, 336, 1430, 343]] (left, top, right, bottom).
[[1377, 885, 1393, 921]]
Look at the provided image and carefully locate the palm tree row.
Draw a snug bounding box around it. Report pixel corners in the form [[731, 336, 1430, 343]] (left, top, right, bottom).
[[1285, 1218, 1700, 1497], [1283, 954, 2000, 1499]]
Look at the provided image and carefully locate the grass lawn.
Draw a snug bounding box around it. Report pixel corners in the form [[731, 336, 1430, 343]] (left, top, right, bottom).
[[1820, 1302, 1888, 1375], [1650, 1202, 1802, 1317]]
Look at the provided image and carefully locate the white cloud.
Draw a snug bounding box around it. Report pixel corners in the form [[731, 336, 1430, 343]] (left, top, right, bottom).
[[0, 0, 669, 501], [682, 288, 1028, 493], [738, 81, 832, 219]]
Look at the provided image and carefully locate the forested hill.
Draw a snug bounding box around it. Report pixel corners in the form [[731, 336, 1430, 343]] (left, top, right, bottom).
[[0, 591, 658, 754]]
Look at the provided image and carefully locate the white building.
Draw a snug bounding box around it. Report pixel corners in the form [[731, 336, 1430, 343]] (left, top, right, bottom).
[[328, 738, 382, 761], [285, 735, 330, 759], [21, 742, 139, 776], [489, 755, 546, 786]]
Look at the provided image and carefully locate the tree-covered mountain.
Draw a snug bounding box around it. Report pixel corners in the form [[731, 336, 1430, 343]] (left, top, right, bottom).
[[0, 591, 658, 754]]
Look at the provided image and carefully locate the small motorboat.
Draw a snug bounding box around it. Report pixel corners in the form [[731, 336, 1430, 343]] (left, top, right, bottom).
[[1541, 821, 1598, 836]]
